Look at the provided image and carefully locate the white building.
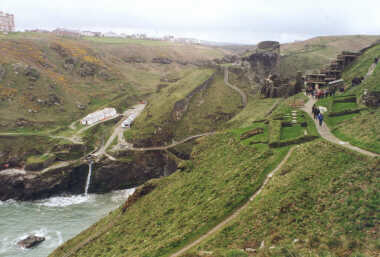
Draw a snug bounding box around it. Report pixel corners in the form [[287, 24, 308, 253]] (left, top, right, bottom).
[[81, 108, 118, 126], [103, 32, 120, 38], [80, 31, 101, 37]]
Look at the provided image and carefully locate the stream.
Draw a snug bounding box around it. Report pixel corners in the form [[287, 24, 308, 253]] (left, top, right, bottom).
[[0, 189, 135, 257]]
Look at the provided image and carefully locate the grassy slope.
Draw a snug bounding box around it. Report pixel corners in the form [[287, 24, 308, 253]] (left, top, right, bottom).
[[124, 69, 215, 143], [0, 32, 226, 131], [51, 133, 290, 257], [189, 140, 379, 257], [280, 35, 380, 78], [173, 72, 242, 139], [317, 43, 380, 153]]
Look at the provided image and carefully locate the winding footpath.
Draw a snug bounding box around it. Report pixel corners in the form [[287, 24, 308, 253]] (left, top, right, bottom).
[[120, 132, 217, 152], [302, 96, 379, 157], [170, 147, 296, 257], [224, 67, 248, 107]]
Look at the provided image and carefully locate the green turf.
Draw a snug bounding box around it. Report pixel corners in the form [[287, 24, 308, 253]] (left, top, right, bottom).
[[192, 139, 379, 257]]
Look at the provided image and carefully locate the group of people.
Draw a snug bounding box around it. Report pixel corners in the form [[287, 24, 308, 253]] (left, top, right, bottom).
[[306, 87, 337, 99], [312, 104, 324, 126]]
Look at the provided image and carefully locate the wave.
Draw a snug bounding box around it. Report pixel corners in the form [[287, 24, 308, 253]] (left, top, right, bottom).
[[111, 188, 136, 203], [35, 195, 92, 207]]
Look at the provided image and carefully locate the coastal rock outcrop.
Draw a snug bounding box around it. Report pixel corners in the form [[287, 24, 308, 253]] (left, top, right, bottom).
[[0, 150, 177, 201], [18, 235, 45, 248]]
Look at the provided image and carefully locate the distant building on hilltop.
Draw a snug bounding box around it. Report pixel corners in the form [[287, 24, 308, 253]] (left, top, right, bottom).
[[0, 11, 15, 33], [80, 31, 102, 37], [53, 28, 81, 38]]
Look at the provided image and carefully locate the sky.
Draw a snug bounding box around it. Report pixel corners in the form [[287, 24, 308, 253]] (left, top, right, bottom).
[[1, 0, 380, 44]]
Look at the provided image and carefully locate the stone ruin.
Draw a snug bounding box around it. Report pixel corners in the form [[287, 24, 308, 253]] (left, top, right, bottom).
[[305, 51, 360, 90], [0, 11, 15, 33], [242, 41, 303, 98]]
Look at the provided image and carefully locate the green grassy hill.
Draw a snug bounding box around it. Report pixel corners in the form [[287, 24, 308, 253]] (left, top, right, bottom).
[[279, 35, 380, 78], [0, 32, 226, 131], [189, 140, 379, 257], [51, 119, 379, 257]]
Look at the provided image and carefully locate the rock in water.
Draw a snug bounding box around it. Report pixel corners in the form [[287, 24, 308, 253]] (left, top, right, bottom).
[[17, 235, 45, 248]]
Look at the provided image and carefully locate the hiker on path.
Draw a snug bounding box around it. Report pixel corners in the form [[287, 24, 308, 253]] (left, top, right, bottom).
[[318, 112, 323, 126], [313, 105, 320, 120]]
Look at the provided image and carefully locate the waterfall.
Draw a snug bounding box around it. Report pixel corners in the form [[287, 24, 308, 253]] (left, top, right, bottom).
[[84, 162, 93, 195]]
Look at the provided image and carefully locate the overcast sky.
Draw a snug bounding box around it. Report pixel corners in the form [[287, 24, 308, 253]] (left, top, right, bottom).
[[2, 0, 380, 44]]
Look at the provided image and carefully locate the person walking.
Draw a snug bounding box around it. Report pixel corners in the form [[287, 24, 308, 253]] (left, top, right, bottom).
[[314, 106, 320, 120], [318, 112, 323, 126]]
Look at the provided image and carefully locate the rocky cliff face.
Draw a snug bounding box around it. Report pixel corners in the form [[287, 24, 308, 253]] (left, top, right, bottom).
[[243, 41, 280, 85], [0, 150, 177, 201], [242, 41, 302, 98]]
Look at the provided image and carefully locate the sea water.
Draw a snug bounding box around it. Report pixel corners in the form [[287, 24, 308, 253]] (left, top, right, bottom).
[[0, 189, 135, 257]]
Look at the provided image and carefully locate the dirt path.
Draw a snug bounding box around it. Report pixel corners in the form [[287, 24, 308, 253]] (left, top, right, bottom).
[[224, 67, 248, 107], [120, 132, 217, 152], [302, 96, 379, 157], [170, 147, 296, 257], [365, 62, 377, 78]]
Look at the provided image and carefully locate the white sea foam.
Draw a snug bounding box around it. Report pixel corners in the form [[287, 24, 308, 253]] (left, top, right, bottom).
[[36, 195, 91, 207], [111, 188, 136, 203]]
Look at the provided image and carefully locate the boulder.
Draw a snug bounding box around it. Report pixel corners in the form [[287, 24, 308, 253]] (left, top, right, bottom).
[[24, 66, 40, 82], [17, 235, 45, 248], [79, 62, 98, 77], [63, 57, 76, 71]]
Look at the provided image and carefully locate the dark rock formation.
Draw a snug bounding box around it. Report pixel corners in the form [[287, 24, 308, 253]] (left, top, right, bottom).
[[0, 149, 177, 201], [24, 66, 40, 81], [18, 235, 45, 248], [152, 57, 172, 64], [243, 41, 280, 85], [90, 150, 177, 194], [79, 62, 98, 77], [0, 163, 89, 201], [63, 57, 76, 71]]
